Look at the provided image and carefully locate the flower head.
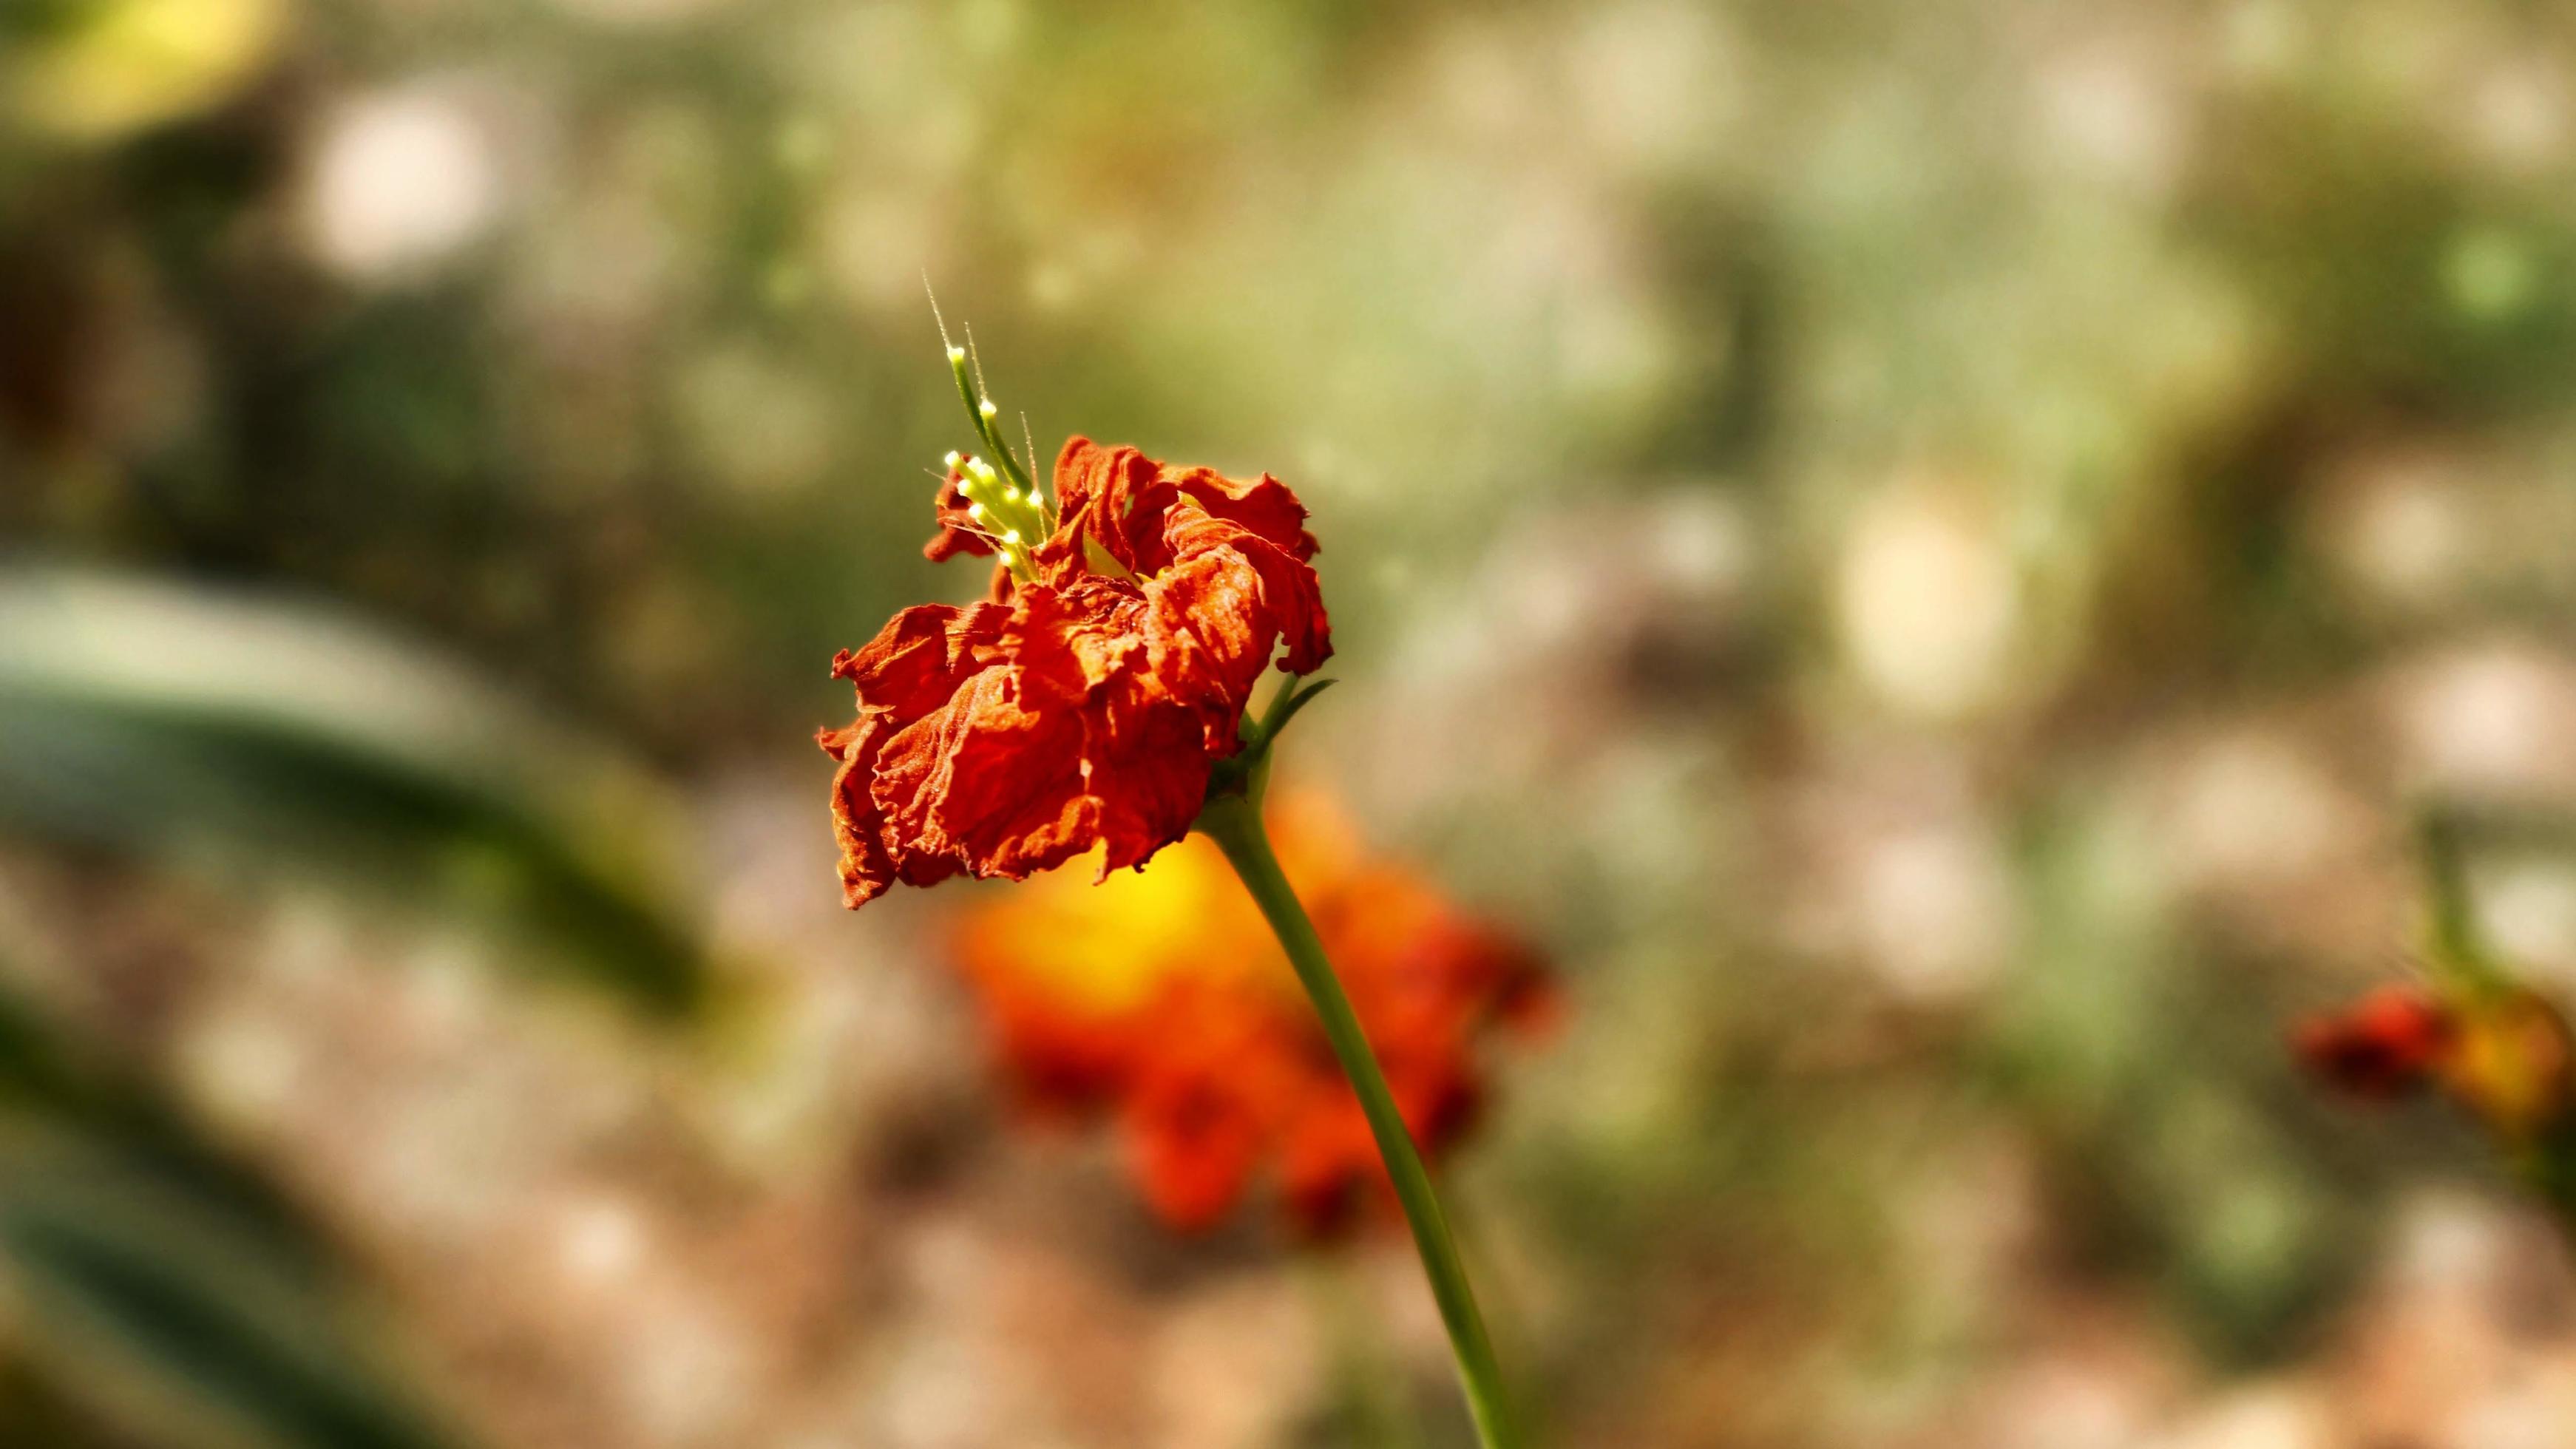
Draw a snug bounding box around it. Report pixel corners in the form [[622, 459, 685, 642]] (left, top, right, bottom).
[[2293, 985, 2458, 1099], [950, 792, 1553, 1235], [2295, 981, 2576, 1140], [820, 354, 1331, 907]]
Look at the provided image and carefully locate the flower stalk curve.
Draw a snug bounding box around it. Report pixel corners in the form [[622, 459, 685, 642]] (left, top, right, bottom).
[[1195, 778, 1522, 1449]]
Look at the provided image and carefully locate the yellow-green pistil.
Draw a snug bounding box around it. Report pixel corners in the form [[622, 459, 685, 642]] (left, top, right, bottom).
[[940, 342, 1056, 583]]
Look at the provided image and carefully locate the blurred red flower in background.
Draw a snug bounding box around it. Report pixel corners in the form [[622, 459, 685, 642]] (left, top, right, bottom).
[[950, 792, 1554, 1235], [2294, 985, 2458, 1099], [2296, 981, 2576, 1141]]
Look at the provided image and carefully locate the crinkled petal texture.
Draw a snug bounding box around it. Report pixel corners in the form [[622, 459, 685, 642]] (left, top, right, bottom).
[[921, 469, 992, 564], [821, 436, 1332, 906], [1046, 438, 1329, 752], [817, 602, 1008, 906]]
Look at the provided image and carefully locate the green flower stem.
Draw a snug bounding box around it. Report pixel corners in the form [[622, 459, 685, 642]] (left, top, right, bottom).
[[2417, 808, 2512, 999], [1196, 791, 1522, 1449]]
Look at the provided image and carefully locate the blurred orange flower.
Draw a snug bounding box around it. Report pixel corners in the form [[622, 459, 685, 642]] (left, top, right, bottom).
[[2296, 982, 2576, 1141], [951, 792, 1554, 1235]]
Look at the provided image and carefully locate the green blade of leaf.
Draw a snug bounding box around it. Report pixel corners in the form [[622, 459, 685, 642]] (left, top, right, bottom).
[[1268, 676, 1338, 739], [0, 1119, 460, 1449], [0, 567, 706, 1017], [0, 966, 464, 1449]]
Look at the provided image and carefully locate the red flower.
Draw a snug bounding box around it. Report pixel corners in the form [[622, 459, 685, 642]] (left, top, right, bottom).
[[2296, 981, 2576, 1141], [2292, 985, 2457, 1099], [819, 436, 1331, 908], [949, 793, 1555, 1235]]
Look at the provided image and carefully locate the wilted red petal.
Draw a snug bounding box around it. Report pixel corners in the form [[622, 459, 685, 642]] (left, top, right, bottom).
[[923, 469, 996, 563], [830, 600, 1007, 714], [1140, 512, 1332, 748], [1003, 578, 1150, 706], [816, 602, 1007, 906], [870, 668, 1094, 883], [1160, 460, 1321, 562], [1002, 580, 1213, 873], [1048, 437, 1168, 580]]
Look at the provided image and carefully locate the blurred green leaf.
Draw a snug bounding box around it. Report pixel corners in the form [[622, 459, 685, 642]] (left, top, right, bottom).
[[0, 966, 461, 1449], [0, 974, 311, 1264], [0, 1119, 458, 1449], [0, 567, 707, 1017]]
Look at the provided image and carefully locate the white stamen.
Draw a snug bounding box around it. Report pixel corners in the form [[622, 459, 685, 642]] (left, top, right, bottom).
[[977, 398, 997, 418], [946, 345, 966, 364], [1003, 529, 1022, 545], [942, 450, 961, 469], [967, 502, 986, 520]]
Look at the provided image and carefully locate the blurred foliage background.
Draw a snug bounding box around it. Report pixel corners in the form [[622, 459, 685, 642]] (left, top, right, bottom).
[[7, 0, 2576, 1445]]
